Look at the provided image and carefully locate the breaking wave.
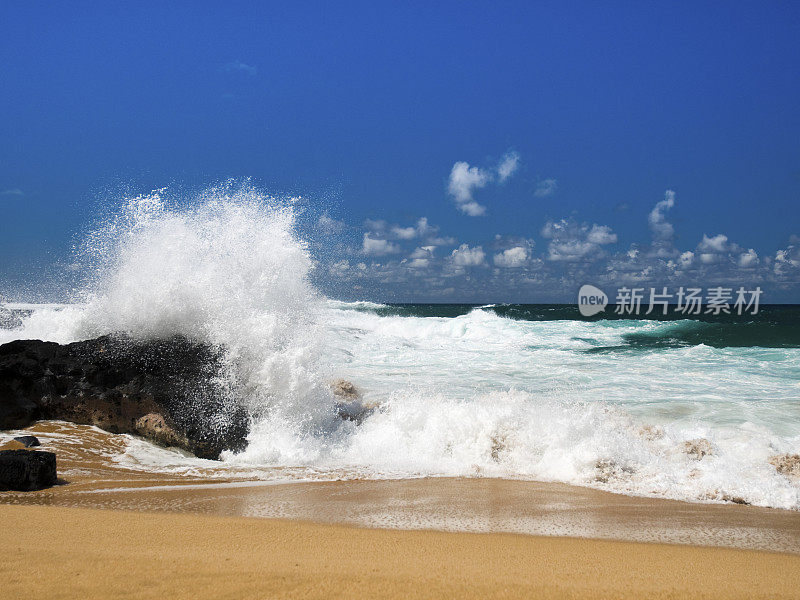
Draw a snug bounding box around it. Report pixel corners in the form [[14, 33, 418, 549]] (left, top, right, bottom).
[[1, 183, 799, 510]]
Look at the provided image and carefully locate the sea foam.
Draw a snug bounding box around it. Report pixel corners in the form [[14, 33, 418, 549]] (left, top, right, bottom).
[[1, 184, 799, 510]]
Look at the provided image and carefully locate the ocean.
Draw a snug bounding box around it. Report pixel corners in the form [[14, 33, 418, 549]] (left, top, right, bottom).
[[1, 187, 798, 510]]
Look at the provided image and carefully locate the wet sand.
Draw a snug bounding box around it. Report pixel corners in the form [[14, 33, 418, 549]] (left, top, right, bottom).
[[3, 503, 800, 599], [3, 421, 800, 598], [3, 421, 799, 553], [6, 476, 800, 554]]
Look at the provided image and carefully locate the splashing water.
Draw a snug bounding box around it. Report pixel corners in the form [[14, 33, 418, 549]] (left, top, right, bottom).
[[2, 183, 800, 510], [3, 183, 338, 443]]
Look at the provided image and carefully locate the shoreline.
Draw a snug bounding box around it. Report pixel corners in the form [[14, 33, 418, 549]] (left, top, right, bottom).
[[3, 503, 800, 599], [5, 476, 800, 554], [2, 421, 799, 555], [3, 425, 800, 598]]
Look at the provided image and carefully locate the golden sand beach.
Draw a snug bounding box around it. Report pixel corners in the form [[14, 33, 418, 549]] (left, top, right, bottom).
[[4, 503, 800, 600], [2, 422, 800, 598]]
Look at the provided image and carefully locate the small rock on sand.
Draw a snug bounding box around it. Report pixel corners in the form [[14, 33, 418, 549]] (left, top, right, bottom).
[[0, 449, 57, 491], [13, 435, 40, 448]]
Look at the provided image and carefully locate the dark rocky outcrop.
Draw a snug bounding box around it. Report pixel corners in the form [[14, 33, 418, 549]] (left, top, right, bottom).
[[134, 413, 188, 449], [0, 335, 249, 459], [12, 435, 40, 447], [0, 449, 57, 491]]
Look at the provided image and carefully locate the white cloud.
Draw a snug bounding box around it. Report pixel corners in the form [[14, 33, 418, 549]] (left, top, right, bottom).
[[459, 201, 486, 217], [410, 246, 436, 259], [447, 150, 521, 216], [738, 248, 759, 268], [407, 258, 430, 269], [648, 190, 675, 242], [533, 179, 557, 198], [541, 219, 617, 262], [317, 213, 345, 234], [699, 253, 717, 264], [547, 240, 597, 262], [365, 217, 454, 248], [689, 233, 741, 266], [497, 151, 520, 182], [451, 244, 486, 267], [391, 225, 417, 239], [0, 188, 24, 197], [679, 251, 694, 268], [774, 245, 800, 276], [362, 233, 399, 256], [364, 219, 387, 232], [586, 224, 617, 245], [448, 161, 491, 216], [329, 260, 351, 276], [414, 217, 435, 237], [224, 60, 257, 75], [493, 246, 528, 268], [388, 217, 451, 243], [698, 233, 729, 253]]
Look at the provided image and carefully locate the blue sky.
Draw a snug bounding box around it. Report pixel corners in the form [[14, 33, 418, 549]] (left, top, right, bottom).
[[2, 1, 799, 302]]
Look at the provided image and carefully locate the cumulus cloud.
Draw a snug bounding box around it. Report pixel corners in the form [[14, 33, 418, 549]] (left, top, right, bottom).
[[774, 244, 800, 276], [695, 234, 733, 264], [541, 219, 618, 262], [738, 248, 759, 268], [698, 233, 729, 253], [406, 246, 436, 269], [679, 251, 694, 268], [374, 217, 455, 246], [448, 161, 491, 216], [533, 179, 557, 198], [388, 217, 444, 241], [362, 233, 399, 256], [410, 246, 436, 259], [407, 258, 430, 268], [493, 246, 528, 268], [364, 219, 388, 232], [447, 150, 521, 216], [224, 60, 257, 75], [497, 151, 520, 182], [329, 260, 351, 276], [649, 190, 676, 242], [451, 244, 486, 267], [391, 225, 417, 239], [317, 213, 346, 234], [414, 218, 435, 236], [586, 224, 617, 245], [415, 218, 456, 245], [319, 185, 795, 301]]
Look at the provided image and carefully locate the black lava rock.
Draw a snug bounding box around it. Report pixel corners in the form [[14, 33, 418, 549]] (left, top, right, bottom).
[[0, 449, 57, 491], [12, 435, 40, 447], [0, 335, 249, 459]]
